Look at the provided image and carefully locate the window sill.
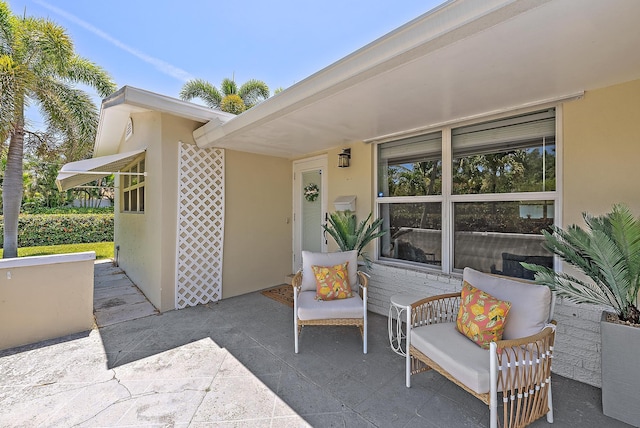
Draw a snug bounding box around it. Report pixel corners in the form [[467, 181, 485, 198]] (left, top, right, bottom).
[[371, 258, 463, 282]]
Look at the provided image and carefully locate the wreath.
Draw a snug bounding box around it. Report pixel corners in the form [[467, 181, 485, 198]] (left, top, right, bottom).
[[304, 183, 319, 202]]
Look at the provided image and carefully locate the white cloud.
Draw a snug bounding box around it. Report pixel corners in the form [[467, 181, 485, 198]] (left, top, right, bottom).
[[34, 0, 195, 82]]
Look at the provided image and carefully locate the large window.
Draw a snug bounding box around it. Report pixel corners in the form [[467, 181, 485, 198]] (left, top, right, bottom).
[[377, 132, 443, 268], [376, 109, 557, 279], [122, 156, 145, 213]]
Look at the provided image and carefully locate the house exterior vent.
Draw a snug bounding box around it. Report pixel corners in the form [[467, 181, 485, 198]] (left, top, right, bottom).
[[125, 117, 133, 141]]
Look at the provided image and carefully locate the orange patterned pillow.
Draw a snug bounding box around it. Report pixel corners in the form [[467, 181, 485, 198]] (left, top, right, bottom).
[[456, 281, 511, 349], [312, 262, 353, 301]]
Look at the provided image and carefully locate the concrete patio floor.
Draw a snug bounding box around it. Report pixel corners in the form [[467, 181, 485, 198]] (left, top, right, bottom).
[[0, 286, 632, 427]]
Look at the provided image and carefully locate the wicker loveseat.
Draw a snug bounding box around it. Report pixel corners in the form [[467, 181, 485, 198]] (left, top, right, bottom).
[[291, 250, 369, 354], [406, 267, 556, 428]]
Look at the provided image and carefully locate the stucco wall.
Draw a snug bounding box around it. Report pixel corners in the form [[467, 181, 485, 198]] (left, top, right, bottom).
[[114, 112, 204, 312], [222, 150, 292, 298], [563, 78, 640, 224], [326, 142, 374, 253], [0, 252, 95, 350], [114, 111, 163, 310]]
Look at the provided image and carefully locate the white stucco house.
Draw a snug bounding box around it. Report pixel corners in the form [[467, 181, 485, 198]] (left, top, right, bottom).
[[57, 0, 640, 389]]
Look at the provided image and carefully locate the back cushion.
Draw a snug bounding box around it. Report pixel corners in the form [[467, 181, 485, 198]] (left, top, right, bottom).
[[463, 267, 552, 340], [301, 250, 358, 292]]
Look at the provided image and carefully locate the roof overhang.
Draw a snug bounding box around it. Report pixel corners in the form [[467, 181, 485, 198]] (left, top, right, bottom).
[[94, 86, 233, 157], [193, 0, 640, 158], [56, 149, 146, 191]]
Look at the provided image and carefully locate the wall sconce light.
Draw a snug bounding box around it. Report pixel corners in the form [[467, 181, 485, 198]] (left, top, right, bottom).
[[338, 148, 351, 168]]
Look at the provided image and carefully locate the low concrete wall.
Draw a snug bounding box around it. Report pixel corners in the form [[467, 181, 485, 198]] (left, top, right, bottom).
[[0, 252, 95, 351]]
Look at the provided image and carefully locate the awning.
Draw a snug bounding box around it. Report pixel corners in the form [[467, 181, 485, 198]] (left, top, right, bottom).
[[56, 149, 146, 191]]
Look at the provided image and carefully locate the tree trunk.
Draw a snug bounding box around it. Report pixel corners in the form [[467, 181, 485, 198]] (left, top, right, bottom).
[[3, 113, 25, 258]]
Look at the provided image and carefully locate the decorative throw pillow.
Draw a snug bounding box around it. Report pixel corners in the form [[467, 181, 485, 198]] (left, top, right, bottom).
[[312, 262, 352, 301], [456, 281, 511, 349]]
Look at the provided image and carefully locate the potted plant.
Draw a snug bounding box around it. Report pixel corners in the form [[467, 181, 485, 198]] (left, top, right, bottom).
[[322, 210, 387, 269], [523, 204, 640, 426]]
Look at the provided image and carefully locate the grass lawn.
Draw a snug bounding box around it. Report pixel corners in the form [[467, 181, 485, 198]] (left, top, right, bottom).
[[0, 242, 114, 259]]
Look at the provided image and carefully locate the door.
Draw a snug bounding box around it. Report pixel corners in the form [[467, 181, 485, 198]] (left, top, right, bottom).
[[293, 156, 328, 271]]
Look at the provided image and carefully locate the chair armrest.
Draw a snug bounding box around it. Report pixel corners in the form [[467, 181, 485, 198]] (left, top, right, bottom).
[[357, 271, 369, 289], [292, 270, 302, 292], [409, 292, 461, 327], [492, 321, 556, 411], [495, 321, 556, 352]]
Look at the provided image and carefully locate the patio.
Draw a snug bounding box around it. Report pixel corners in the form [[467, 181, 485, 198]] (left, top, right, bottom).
[[0, 284, 631, 427]]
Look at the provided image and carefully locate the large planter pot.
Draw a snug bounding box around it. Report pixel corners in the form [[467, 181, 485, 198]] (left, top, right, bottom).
[[600, 311, 640, 426]]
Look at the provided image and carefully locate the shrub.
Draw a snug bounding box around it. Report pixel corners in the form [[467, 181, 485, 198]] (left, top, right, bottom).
[[21, 206, 114, 215], [0, 214, 114, 247]]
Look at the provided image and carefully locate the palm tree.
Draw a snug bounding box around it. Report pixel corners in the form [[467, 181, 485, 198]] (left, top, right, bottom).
[[0, 2, 116, 258], [179, 77, 269, 114]]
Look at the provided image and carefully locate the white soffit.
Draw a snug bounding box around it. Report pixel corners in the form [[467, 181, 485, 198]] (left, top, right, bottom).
[[193, 0, 640, 158], [55, 149, 146, 192], [94, 86, 233, 158]]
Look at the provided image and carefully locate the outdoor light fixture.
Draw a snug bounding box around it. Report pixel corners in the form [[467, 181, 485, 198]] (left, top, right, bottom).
[[338, 148, 351, 168]]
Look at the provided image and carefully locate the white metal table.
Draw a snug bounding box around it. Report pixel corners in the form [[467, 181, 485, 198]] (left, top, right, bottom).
[[388, 293, 424, 356]]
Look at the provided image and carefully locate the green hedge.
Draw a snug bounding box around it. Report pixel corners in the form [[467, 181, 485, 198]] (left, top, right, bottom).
[[0, 214, 114, 247], [21, 206, 114, 215]]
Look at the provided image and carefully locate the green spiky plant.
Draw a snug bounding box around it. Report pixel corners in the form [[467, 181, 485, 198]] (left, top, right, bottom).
[[523, 204, 640, 324], [322, 211, 387, 269]]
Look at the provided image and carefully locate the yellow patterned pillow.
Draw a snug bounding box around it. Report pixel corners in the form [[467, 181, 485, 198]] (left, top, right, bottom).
[[312, 262, 353, 301], [456, 281, 511, 349]]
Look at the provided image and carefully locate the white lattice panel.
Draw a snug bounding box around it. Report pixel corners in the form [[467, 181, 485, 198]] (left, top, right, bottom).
[[175, 143, 224, 309]]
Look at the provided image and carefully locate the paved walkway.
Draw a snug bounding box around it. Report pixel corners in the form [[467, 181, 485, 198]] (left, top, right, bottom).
[[0, 274, 632, 427], [93, 261, 158, 327]]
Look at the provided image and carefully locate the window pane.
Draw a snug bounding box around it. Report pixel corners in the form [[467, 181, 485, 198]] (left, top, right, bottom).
[[123, 174, 129, 189], [379, 202, 441, 266], [124, 191, 130, 211], [131, 165, 138, 186], [139, 186, 145, 212], [453, 201, 554, 279], [131, 189, 138, 211], [452, 110, 555, 194], [139, 159, 145, 182], [378, 132, 442, 197]]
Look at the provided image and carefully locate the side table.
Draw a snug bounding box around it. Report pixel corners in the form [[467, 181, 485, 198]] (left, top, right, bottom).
[[388, 293, 423, 356]]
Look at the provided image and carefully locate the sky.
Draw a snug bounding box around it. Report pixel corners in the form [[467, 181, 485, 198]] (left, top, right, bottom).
[[7, 0, 446, 112]]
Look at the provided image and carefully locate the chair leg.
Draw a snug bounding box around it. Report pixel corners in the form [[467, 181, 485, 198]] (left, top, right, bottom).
[[489, 342, 498, 428], [405, 307, 411, 388], [363, 320, 368, 354], [547, 378, 554, 423], [294, 318, 299, 353]]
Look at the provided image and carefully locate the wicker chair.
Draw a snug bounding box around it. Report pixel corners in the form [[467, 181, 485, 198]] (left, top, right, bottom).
[[291, 250, 369, 354], [406, 267, 556, 428]]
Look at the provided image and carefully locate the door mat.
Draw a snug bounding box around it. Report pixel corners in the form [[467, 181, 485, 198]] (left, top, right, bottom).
[[261, 284, 294, 308]]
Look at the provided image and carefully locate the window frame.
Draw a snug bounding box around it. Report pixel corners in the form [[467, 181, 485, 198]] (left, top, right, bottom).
[[121, 155, 146, 214], [374, 105, 562, 275]]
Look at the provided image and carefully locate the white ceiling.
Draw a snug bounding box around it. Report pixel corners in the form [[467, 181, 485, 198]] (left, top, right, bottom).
[[194, 0, 640, 158]]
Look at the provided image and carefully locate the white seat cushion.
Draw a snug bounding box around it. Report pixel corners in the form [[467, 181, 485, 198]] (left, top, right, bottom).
[[301, 250, 358, 292], [411, 323, 490, 394], [297, 290, 364, 320], [463, 267, 551, 340]]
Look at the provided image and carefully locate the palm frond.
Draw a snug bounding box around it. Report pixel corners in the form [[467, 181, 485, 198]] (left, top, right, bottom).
[[0, 1, 14, 55], [34, 77, 99, 147], [179, 79, 222, 108], [527, 205, 640, 321], [322, 211, 387, 268], [523, 264, 625, 313], [220, 78, 237, 97], [238, 79, 269, 107], [63, 55, 116, 97]]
